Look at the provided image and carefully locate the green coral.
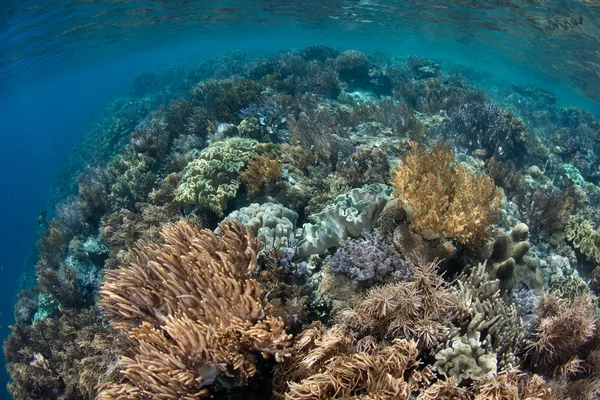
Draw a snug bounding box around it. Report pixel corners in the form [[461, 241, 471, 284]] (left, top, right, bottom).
[[175, 138, 259, 216], [238, 117, 260, 139], [565, 214, 600, 263], [563, 163, 585, 186]]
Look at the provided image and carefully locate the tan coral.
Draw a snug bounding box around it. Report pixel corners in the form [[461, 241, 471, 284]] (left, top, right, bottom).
[[97, 220, 292, 399], [274, 321, 434, 400], [390, 141, 501, 245], [486, 223, 543, 293], [337, 260, 456, 350]]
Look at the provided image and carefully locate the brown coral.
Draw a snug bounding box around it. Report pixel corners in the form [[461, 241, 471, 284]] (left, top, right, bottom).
[[97, 220, 292, 399], [390, 141, 501, 245], [486, 223, 543, 293], [240, 153, 283, 196], [274, 322, 435, 400], [4, 308, 121, 400], [337, 260, 456, 349]]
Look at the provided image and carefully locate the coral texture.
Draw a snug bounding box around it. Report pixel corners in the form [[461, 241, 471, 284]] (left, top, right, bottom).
[[391, 142, 501, 245], [223, 202, 298, 252], [97, 220, 292, 398], [434, 332, 497, 383], [337, 260, 456, 349], [240, 153, 283, 195], [274, 322, 435, 400], [328, 230, 411, 285], [486, 223, 543, 293], [175, 138, 259, 216], [565, 214, 600, 263], [4, 308, 121, 400], [297, 183, 393, 257]]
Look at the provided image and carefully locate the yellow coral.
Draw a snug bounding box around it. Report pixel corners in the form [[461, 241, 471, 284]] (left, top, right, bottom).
[[240, 153, 282, 195], [391, 142, 501, 245]]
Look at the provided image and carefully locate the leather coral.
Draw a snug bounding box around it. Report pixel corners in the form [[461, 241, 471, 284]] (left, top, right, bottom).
[[96, 220, 292, 399]]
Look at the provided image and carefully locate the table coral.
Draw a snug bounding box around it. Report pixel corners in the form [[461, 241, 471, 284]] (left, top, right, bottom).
[[174, 137, 259, 216]]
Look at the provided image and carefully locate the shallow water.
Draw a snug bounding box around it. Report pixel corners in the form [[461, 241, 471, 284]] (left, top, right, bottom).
[[1, 1, 600, 400]]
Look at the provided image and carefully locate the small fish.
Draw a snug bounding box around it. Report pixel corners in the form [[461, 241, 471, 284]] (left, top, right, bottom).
[[38, 210, 47, 226]]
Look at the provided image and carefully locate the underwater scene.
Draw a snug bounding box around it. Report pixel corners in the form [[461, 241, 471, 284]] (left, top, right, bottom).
[[3, 1, 600, 399]]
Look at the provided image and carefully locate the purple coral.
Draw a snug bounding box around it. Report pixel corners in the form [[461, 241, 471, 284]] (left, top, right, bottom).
[[328, 230, 412, 285]]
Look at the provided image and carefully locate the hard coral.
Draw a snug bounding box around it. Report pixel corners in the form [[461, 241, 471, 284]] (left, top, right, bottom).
[[97, 220, 291, 399], [391, 142, 501, 245]]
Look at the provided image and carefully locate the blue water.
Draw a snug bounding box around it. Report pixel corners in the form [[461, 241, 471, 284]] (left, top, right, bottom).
[[1, 1, 600, 399]]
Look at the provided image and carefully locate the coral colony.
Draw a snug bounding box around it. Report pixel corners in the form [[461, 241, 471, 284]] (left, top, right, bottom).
[[6, 47, 600, 400]]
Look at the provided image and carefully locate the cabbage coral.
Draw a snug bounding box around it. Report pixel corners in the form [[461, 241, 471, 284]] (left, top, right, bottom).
[[391, 142, 501, 245]]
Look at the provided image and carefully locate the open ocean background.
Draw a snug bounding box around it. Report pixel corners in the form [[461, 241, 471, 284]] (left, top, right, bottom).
[[1, 1, 600, 398]]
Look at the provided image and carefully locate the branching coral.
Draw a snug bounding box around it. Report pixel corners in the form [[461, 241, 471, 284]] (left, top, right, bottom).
[[336, 145, 391, 187], [97, 220, 292, 398], [337, 260, 456, 349], [328, 230, 412, 286], [451, 264, 526, 371], [174, 138, 259, 216], [391, 142, 501, 245], [441, 100, 528, 161]]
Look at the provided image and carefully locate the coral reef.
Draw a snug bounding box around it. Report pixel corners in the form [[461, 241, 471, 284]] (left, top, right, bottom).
[[97, 220, 292, 398], [240, 153, 283, 196], [391, 142, 501, 245], [274, 322, 435, 399], [440, 100, 529, 161], [337, 260, 456, 350], [328, 230, 411, 286], [10, 47, 600, 400], [565, 214, 600, 263], [434, 332, 497, 383], [4, 308, 121, 400]]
